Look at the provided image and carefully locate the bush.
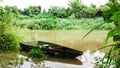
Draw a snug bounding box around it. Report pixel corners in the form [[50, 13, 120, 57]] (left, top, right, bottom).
[[0, 31, 21, 50], [81, 7, 97, 18], [16, 18, 59, 30], [17, 15, 30, 20], [15, 17, 114, 30], [99, 23, 115, 30], [28, 48, 46, 59], [93, 1, 120, 67], [0, 6, 22, 51]]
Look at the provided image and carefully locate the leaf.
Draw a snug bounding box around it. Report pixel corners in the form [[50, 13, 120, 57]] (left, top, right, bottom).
[[98, 44, 115, 50], [110, 11, 120, 21], [105, 27, 120, 43], [82, 22, 104, 39], [103, 4, 120, 23], [106, 47, 113, 66], [101, 54, 107, 67], [109, 0, 118, 4], [113, 45, 118, 51], [104, 9, 113, 16]]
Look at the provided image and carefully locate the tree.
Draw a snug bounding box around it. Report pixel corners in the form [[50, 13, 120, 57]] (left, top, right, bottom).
[[68, 0, 82, 8], [68, 0, 83, 18], [96, 5, 110, 17], [22, 6, 41, 16], [48, 6, 68, 18]]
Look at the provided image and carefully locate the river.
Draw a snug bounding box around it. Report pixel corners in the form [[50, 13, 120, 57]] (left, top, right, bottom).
[[0, 30, 113, 68]]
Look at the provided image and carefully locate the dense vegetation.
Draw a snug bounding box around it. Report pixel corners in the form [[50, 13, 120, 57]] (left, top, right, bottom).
[[0, 6, 22, 51], [1, 0, 114, 30], [99, 0, 120, 67]]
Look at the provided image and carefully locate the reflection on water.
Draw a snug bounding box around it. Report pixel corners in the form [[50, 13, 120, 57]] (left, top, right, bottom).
[[0, 50, 104, 68], [78, 50, 105, 68], [17, 50, 104, 68], [0, 51, 19, 68], [46, 57, 82, 65]]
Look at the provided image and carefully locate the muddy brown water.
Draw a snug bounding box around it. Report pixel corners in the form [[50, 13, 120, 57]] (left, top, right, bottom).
[[0, 30, 113, 68]]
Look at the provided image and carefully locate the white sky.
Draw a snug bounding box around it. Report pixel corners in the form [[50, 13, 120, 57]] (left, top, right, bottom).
[[0, 0, 109, 11]]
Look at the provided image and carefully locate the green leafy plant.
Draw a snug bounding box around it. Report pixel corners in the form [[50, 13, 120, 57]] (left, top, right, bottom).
[[83, 0, 120, 68], [0, 6, 22, 51], [100, 0, 120, 67], [28, 48, 46, 59]]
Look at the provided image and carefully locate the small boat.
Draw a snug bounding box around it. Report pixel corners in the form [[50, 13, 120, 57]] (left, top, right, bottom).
[[19, 41, 83, 58]]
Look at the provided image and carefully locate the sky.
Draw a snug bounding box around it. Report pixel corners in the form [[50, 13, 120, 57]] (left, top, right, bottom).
[[0, 0, 109, 11]]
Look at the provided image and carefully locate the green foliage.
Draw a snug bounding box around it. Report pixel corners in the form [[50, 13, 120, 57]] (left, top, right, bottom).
[[68, 0, 85, 18], [82, 0, 120, 68], [68, 0, 82, 8], [21, 6, 41, 16], [81, 7, 97, 18], [102, 1, 120, 67], [40, 18, 58, 30], [68, 0, 98, 18], [85, 0, 120, 68], [95, 43, 120, 68], [0, 32, 21, 50], [0, 6, 22, 51], [16, 18, 59, 30], [28, 48, 46, 59], [48, 6, 68, 18], [46, 0, 100, 18], [106, 27, 120, 43], [4, 0, 110, 19], [17, 15, 30, 20], [15, 17, 114, 30], [2, 0, 111, 19], [6, 6, 20, 15], [96, 4, 110, 17]]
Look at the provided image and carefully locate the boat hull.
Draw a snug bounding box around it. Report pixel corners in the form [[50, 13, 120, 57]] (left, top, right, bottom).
[[19, 41, 83, 58]]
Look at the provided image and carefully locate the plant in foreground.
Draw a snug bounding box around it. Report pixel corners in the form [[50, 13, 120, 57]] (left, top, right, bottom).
[[28, 48, 46, 59], [0, 6, 22, 51], [83, 0, 120, 68]]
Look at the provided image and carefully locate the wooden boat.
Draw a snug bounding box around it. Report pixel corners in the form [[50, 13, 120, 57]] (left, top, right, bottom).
[[19, 41, 83, 58]]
